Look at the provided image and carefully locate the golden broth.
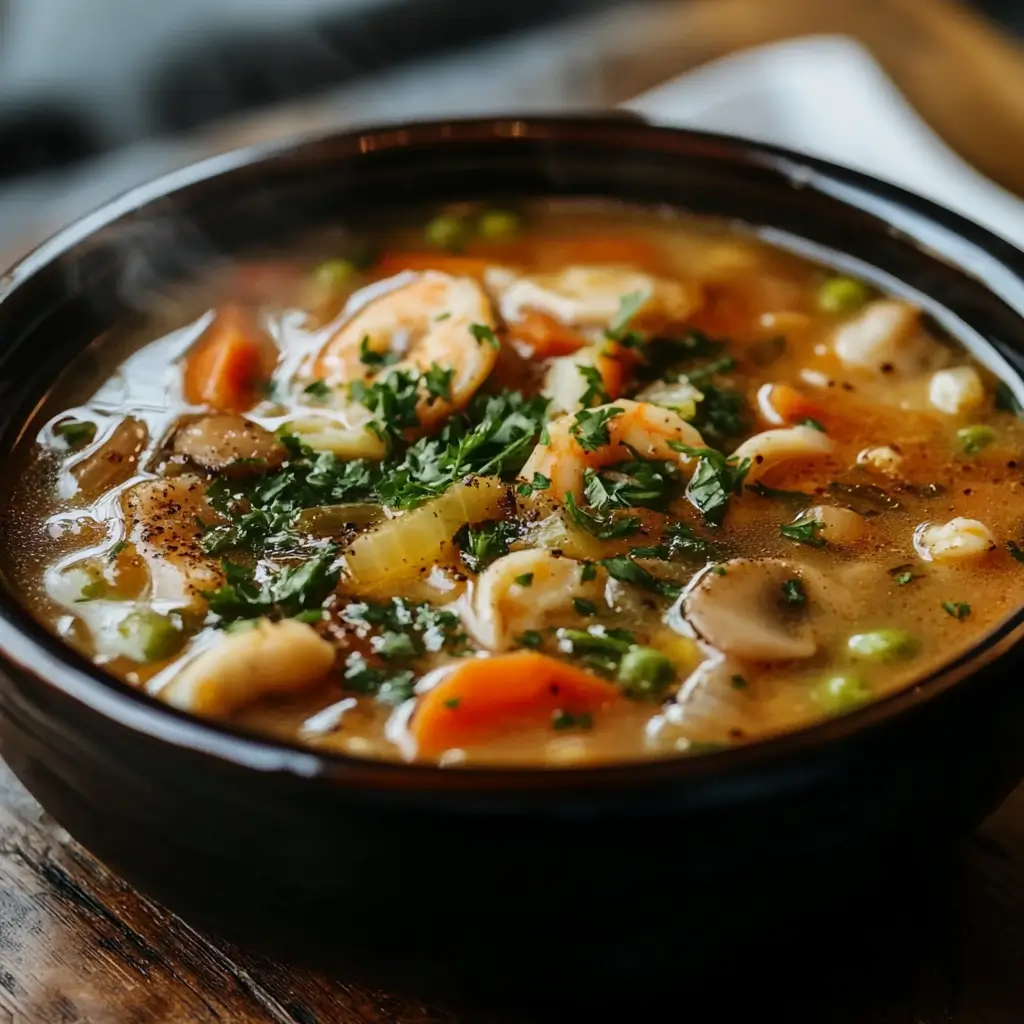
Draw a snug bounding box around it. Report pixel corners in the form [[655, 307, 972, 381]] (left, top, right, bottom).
[[5, 201, 1024, 767]]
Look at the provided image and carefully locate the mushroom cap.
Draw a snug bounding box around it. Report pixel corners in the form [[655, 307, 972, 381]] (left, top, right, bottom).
[[682, 558, 818, 662]]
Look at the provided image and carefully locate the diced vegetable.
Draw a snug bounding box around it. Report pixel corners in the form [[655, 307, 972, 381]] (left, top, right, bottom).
[[425, 215, 470, 252], [477, 210, 521, 241], [817, 276, 871, 314], [183, 308, 277, 413], [957, 424, 996, 454], [847, 628, 918, 661], [813, 674, 871, 714], [411, 651, 619, 754], [54, 419, 97, 448], [282, 417, 388, 460], [617, 646, 675, 698], [294, 504, 389, 535], [116, 610, 185, 663], [342, 476, 509, 591], [511, 310, 588, 358]]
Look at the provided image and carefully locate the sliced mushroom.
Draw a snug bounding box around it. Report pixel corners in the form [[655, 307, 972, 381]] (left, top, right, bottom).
[[682, 558, 817, 661], [72, 416, 148, 495], [171, 414, 287, 477]]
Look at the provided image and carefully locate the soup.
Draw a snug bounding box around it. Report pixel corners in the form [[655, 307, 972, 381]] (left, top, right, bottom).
[[6, 202, 1024, 766]]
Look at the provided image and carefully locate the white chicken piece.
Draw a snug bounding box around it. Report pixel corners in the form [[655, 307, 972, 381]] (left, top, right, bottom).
[[487, 264, 701, 331], [928, 366, 985, 416], [161, 618, 336, 716], [832, 300, 944, 375]]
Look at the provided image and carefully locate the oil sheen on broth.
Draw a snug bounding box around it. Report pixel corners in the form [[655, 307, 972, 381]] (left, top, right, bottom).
[[6, 201, 1024, 767]]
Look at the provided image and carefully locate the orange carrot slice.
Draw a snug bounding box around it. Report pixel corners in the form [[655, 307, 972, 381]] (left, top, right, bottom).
[[411, 652, 620, 755], [183, 308, 277, 412], [510, 310, 588, 358]]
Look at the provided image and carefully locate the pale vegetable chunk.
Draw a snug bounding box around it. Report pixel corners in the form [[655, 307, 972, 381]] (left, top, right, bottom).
[[162, 618, 335, 716], [463, 549, 602, 651], [928, 366, 985, 416], [914, 517, 996, 562], [832, 300, 941, 375], [172, 414, 286, 476]]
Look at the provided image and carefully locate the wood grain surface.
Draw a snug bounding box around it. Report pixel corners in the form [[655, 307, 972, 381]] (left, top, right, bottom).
[[0, 748, 1023, 1024]]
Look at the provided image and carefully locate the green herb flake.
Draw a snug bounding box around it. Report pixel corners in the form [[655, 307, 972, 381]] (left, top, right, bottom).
[[780, 517, 827, 548], [800, 417, 826, 432], [730, 674, 748, 690], [516, 471, 551, 497], [564, 492, 640, 540], [552, 709, 593, 731], [424, 363, 455, 403], [443, 697, 462, 710], [455, 520, 519, 574], [470, 323, 500, 349], [358, 335, 398, 368], [580, 562, 597, 583], [782, 578, 807, 606], [576, 364, 610, 408], [54, 420, 97, 447], [942, 601, 971, 621], [514, 573, 534, 588], [605, 291, 647, 343], [600, 556, 681, 599], [515, 630, 543, 649], [570, 405, 624, 453], [303, 379, 332, 401], [107, 540, 127, 561], [573, 597, 597, 617], [889, 563, 922, 586], [671, 443, 751, 527]]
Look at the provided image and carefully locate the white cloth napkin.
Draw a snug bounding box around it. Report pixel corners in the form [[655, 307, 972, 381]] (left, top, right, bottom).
[[625, 34, 1024, 250]]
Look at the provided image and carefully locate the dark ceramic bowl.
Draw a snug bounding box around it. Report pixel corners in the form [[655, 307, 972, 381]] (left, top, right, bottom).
[[1, 116, 1024, 996]]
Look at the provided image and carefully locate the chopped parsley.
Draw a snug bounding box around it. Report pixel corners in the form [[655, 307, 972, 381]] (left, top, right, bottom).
[[573, 597, 598, 616], [203, 546, 340, 623], [600, 555, 681, 599], [552, 709, 594, 731], [583, 457, 675, 511], [782, 578, 807, 606], [358, 335, 398, 368], [303, 379, 332, 401], [632, 521, 720, 563], [349, 369, 422, 445], [514, 573, 534, 588], [515, 630, 543, 649], [580, 562, 597, 582], [423, 363, 455, 403], [564, 492, 640, 540], [577, 364, 610, 407], [780, 518, 827, 548], [889, 563, 922, 586], [54, 420, 97, 447], [671, 444, 751, 527], [517, 472, 551, 497], [570, 405, 623, 453], [605, 290, 647, 346], [107, 540, 127, 561], [942, 601, 971, 621], [470, 323, 500, 349], [800, 417, 826, 432], [730, 674, 748, 690], [454, 519, 519, 574]]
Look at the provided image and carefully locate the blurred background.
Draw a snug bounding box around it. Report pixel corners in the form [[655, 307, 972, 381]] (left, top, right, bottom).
[[1, 0, 1023, 263]]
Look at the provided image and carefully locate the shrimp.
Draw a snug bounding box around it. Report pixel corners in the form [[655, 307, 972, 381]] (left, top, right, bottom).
[[519, 399, 705, 501], [310, 271, 498, 428], [462, 549, 603, 651], [489, 264, 702, 332]]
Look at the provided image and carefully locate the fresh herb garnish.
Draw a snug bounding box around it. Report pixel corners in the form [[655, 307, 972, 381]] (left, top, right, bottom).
[[203, 546, 340, 623], [583, 458, 675, 511], [730, 674, 748, 690], [54, 420, 97, 447], [515, 630, 543, 649], [942, 601, 971, 621], [782, 578, 807, 606], [580, 562, 597, 583], [108, 540, 127, 561], [746, 481, 812, 507], [671, 444, 751, 527], [573, 597, 597, 616], [576, 364, 610, 408], [889, 563, 922, 586], [517, 472, 551, 497], [600, 555, 681, 599], [780, 517, 827, 548], [605, 291, 647, 345], [514, 573, 534, 588], [303, 379, 332, 401], [455, 519, 519, 574], [800, 417, 826, 432], [470, 323, 500, 349], [423, 363, 455, 403], [564, 492, 640, 540], [349, 369, 422, 445], [828, 482, 900, 515], [570, 405, 623, 453], [552, 709, 594, 731], [358, 335, 398, 368]]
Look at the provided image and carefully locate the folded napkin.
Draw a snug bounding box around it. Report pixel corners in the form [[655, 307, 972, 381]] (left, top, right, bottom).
[[625, 34, 1024, 249]]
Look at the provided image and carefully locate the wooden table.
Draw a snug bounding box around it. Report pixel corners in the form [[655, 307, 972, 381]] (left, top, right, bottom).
[[2, 751, 1024, 1023]]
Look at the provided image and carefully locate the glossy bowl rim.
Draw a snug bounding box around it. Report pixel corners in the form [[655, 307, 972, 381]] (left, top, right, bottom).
[[2, 113, 1024, 792]]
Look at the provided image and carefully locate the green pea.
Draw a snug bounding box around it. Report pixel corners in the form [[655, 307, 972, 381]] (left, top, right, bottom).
[[477, 209, 521, 241], [847, 629, 919, 661], [425, 214, 470, 252], [814, 674, 871, 715], [313, 259, 357, 292], [957, 424, 996, 455], [618, 646, 674, 699], [817, 276, 871, 315], [116, 610, 184, 664]]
